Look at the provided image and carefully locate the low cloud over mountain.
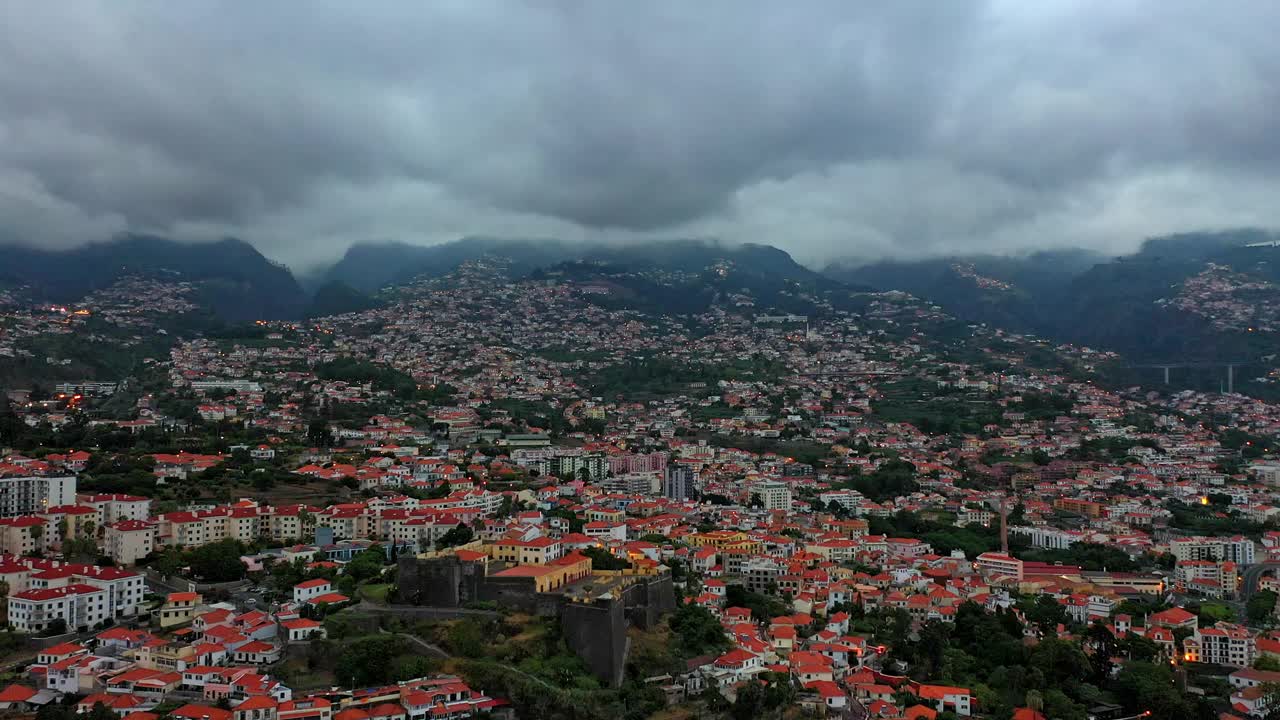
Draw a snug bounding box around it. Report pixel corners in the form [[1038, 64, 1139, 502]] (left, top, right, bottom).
[[3, 2, 1280, 268]]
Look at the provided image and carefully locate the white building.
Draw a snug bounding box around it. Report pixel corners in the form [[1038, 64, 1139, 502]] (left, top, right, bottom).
[[817, 490, 864, 512], [75, 566, 148, 618], [1170, 536, 1256, 565], [1185, 623, 1256, 667], [9, 583, 109, 633], [190, 380, 262, 393], [753, 480, 791, 512], [975, 552, 1023, 580], [0, 476, 76, 517], [292, 579, 332, 604], [78, 493, 152, 524], [104, 520, 156, 566], [601, 473, 656, 496], [1010, 525, 1080, 550], [281, 618, 326, 643]]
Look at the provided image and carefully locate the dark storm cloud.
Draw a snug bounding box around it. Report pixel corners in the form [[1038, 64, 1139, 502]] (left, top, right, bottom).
[[2, 1, 1280, 268]]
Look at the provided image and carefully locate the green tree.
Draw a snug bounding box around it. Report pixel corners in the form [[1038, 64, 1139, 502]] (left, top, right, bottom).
[[1084, 621, 1118, 684], [1249, 590, 1278, 626], [582, 546, 630, 571], [1042, 688, 1088, 720], [445, 620, 485, 658], [1121, 632, 1163, 663], [334, 635, 408, 687], [435, 524, 474, 551], [1020, 594, 1069, 635], [186, 539, 248, 581], [1112, 661, 1194, 720], [86, 703, 116, 720], [307, 419, 335, 448], [668, 604, 730, 658], [391, 655, 439, 680], [1030, 637, 1091, 685], [345, 546, 386, 583]]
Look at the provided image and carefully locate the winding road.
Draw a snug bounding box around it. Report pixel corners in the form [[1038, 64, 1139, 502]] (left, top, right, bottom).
[[1240, 562, 1280, 600]]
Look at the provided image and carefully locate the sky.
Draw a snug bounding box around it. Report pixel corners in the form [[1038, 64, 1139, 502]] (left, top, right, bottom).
[[2, 1, 1280, 271]]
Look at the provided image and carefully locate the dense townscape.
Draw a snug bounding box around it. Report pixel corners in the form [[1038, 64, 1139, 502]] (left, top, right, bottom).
[[3, 256, 1280, 720]]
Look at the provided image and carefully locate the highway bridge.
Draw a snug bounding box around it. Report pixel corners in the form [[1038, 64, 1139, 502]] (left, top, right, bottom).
[[1124, 359, 1265, 393], [1239, 562, 1280, 600]]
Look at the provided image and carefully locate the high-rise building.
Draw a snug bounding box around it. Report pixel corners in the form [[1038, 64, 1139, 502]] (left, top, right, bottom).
[[754, 480, 791, 511], [0, 476, 76, 517], [601, 472, 655, 496], [1169, 536, 1255, 565], [663, 465, 694, 501]]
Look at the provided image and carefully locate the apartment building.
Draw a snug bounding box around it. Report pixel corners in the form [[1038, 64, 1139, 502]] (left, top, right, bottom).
[[975, 552, 1024, 581], [105, 520, 156, 565], [0, 516, 48, 556], [9, 584, 109, 633], [0, 476, 76, 517], [1170, 536, 1256, 565], [1184, 622, 1256, 667], [76, 494, 152, 525], [1174, 560, 1238, 598], [1010, 526, 1081, 550], [753, 480, 792, 512], [489, 536, 563, 565]]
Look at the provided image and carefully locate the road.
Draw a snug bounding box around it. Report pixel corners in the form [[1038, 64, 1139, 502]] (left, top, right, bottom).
[[1240, 562, 1280, 600], [382, 629, 558, 691], [352, 601, 501, 619]]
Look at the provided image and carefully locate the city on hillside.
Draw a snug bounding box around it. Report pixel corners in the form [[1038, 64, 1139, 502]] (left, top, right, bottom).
[[2, 256, 1280, 720], [5, 5, 1280, 719]]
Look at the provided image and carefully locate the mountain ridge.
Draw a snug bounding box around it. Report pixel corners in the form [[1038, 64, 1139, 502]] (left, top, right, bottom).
[[0, 234, 307, 322], [826, 228, 1280, 370]]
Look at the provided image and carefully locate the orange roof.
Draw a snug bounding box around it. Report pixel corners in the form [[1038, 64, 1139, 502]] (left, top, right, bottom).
[[492, 565, 558, 578], [917, 684, 970, 699], [171, 705, 232, 720], [41, 642, 86, 656], [236, 697, 277, 711], [905, 705, 939, 720], [0, 685, 35, 703]]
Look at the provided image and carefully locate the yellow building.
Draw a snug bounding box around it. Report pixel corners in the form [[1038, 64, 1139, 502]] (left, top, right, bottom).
[[40, 506, 98, 549], [133, 640, 197, 671], [487, 536, 562, 565], [820, 518, 869, 538], [687, 530, 761, 554], [489, 552, 592, 593], [1053, 498, 1105, 518], [585, 508, 625, 524], [156, 592, 203, 628]]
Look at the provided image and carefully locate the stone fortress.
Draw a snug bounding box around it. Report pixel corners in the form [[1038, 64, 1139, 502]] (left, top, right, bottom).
[[397, 543, 676, 687]]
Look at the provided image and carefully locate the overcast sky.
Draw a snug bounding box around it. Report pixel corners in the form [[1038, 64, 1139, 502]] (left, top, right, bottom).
[[2, 1, 1279, 270]]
